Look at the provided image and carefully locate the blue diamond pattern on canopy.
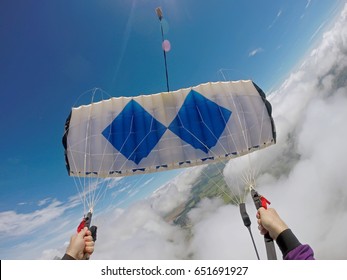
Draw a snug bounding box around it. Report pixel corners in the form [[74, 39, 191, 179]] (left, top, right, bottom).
[[102, 99, 167, 164], [168, 89, 232, 153], [64, 81, 277, 177]]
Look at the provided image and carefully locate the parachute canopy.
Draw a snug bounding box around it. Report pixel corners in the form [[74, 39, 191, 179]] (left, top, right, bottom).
[[63, 80, 276, 178]]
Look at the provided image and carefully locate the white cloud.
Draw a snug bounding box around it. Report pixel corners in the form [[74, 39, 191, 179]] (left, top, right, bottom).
[[0, 192, 84, 259], [17, 202, 27, 206], [309, 20, 327, 42], [0, 200, 74, 237], [187, 199, 271, 259], [248, 48, 264, 57], [91, 202, 188, 259], [37, 197, 52, 207], [268, 9, 283, 29], [150, 166, 205, 215]]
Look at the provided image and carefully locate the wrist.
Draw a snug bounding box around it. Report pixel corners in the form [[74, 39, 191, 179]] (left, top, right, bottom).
[[272, 225, 288, 240], [65, 248, 80, 260], [276, 229, 301, 257]]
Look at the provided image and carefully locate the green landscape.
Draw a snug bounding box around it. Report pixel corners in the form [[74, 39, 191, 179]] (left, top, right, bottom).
[[164, 162, 238, 228]]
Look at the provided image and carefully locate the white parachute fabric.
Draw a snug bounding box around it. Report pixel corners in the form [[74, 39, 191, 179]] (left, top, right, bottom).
[[63, 80, 276, 178]]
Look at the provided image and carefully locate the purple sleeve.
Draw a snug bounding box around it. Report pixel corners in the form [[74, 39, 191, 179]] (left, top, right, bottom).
[[284, 244, 315, 260], [276, 229, 315, 260]]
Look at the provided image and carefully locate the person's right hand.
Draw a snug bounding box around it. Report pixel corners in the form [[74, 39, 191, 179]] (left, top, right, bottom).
[[256, 208, 289, 240]]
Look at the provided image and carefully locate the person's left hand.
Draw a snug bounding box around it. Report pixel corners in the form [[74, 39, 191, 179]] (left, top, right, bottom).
[[66, 227, 95, 260]]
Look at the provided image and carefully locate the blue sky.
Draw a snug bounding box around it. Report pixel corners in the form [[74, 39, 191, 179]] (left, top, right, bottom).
[[0, 0, 345, 259]]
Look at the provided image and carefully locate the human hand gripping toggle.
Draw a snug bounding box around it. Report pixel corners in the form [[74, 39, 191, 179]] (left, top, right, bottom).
[[77, 211, 97, 242], [251, 189, 277, 259]]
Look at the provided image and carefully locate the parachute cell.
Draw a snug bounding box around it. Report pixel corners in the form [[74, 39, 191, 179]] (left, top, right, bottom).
[[63, 80, 276, 178]]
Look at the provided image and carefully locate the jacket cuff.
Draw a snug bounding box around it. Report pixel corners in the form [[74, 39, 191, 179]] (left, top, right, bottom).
[[62, 253, 76, 260], [276, 228, 301, 257]]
